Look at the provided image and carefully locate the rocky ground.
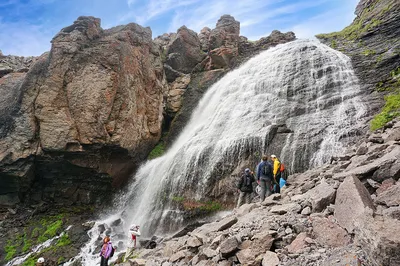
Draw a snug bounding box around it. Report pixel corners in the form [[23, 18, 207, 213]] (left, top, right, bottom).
[[116, 119, 400, 266]]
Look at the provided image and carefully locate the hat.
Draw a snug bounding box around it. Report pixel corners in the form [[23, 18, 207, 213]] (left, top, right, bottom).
[[37, 258, 45, 263], [245, 168, 250, 173], [271, 154, 277, 158]]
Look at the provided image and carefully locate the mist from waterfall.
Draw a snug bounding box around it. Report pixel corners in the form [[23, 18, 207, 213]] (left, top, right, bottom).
[[77, 39, 366, 265]]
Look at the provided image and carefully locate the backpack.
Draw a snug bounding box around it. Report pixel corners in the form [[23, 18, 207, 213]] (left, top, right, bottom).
[[110, 246, 115, 257], [245, 174, 252, 186], [262, 162, 272, 176], [280, 163, 285, 172]]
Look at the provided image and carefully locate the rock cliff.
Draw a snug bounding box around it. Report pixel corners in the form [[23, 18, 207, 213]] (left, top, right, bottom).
[[0, 16, 167, 206], [0, 15, 295, 207], [317, 0, 400, 119]]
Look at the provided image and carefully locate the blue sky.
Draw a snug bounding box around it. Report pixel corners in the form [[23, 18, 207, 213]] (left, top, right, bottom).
[[0, 0, 359, 56]]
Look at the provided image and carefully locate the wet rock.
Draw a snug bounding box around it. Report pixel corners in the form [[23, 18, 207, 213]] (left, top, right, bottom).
[[219, 236, 239, 258], [262, 251, 280, 266], [169, 250, 192, 262], [335, 176, 376, 233]]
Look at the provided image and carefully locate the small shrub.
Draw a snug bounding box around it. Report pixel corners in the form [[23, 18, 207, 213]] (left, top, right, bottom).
[[371, 93, 400, 130], [38, 220, 63, 243], [171, 196, 185, 202], [148, 142, 165, 159]]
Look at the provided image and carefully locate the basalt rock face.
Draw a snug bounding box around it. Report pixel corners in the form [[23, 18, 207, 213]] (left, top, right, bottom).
[[317, 0, 400, 112], [0, 16, 167, 206]]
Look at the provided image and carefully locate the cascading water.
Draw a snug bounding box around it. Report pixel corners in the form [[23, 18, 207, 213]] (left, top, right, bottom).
[[76, 40, 367, 265]]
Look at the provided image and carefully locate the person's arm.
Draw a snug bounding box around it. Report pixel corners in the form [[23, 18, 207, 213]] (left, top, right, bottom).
[[273, 160, 280, 176], [105, 243, 113, 258], [237, 175, 244, 189]]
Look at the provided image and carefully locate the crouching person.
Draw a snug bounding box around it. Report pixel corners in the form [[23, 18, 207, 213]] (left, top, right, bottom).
[[237, 168, 255, 208]]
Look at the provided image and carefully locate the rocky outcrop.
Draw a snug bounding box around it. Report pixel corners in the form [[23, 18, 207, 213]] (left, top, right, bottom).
[[0, 16, 167, 205], [0, 53, 37, 78], [316, 0, 400, 116], [165, 26, 205, 80]]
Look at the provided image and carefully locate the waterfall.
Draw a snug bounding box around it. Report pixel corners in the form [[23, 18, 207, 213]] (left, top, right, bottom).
[[77, 39, 366, 265]]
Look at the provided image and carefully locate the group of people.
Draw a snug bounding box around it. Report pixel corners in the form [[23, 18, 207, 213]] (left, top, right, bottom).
[[99, 224, 141, 265], [237, 154, 286, 208]]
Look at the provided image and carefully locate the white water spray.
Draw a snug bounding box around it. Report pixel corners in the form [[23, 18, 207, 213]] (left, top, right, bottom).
[[78, 40, 366, 265]]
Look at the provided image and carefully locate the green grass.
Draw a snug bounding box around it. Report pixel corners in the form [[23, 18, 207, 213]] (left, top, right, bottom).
[[38, 220, 63, 243], [21, 257, 37, 266], [56, 233, 71, 247], [147, 142, 165, 160], [316, 1, 383, 41], [171, 196, 185, 202], [362, 49, 376, 56], [5, 241, 17, 261], [390, 67, 400, 78], [371, 93, 400, 130], [199, 201, 222, 212]]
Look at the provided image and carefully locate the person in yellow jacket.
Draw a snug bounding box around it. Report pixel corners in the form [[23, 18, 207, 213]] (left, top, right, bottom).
[[271, 155, 281, 193]]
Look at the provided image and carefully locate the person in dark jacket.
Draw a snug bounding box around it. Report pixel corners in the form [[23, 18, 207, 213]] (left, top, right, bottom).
[[256, 155, 273, 202], [237, 168, 255, 208]]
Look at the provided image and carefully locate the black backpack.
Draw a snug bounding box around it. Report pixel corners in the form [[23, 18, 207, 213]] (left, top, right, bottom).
[[110, 246, 115, 257], [262, 162, 272, 176]]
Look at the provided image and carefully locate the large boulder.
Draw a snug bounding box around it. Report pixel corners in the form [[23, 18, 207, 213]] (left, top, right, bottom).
[[355, 216, 400, 266], [0, 16, 167, 205], [303, 179, 336, 212], [311, 216, 350, 247], [334, 176, 376, 233]]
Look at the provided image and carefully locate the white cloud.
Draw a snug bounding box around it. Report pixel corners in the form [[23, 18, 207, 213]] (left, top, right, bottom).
[[0, 20, 53, 56]]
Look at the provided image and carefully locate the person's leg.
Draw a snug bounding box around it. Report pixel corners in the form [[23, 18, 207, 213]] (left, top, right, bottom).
[[245, 192, 252, 204], [237, 191, 245, 208], [275, 175, 281, 193], [265, 179, 272, 197], [100, 256, 106, 266], [260, 180, 266, 202], [105, 258, 109, 266]]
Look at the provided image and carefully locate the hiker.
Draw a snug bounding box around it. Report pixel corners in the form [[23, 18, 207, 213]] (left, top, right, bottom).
[[236, 168, 255, 208], [36, 258, 45, 266], [125, 224, 141, 261], [271, 154, 281, 193], [100, 236, 113, 266], [256, 155, 273, 201]]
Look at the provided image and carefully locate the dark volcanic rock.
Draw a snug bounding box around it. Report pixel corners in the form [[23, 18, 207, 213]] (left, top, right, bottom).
[[316, 0, 400, 116]]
